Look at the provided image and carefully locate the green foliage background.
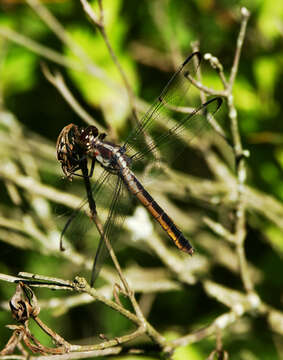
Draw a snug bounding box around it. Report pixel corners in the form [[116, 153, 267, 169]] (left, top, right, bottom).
[[0, 0, 282, 359]]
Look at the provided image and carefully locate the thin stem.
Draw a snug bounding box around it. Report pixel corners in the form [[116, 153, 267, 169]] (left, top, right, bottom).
[[191, 41, 206, 104], [189, 8, 252, 295], [79, 0, 137, 121], [72, 277, 166, 347], [228, 7, 251, 91], [79, 0, 160, 162], [26, 0, 118, 91], [204, 53, 228, 89], [186, 73, 226, 97], [70, 327, 145, 352], [236, 237, 253, 292], [203, 217, 235, 244], [0, 27, 81, 71], [41, 64, 103, 129], [226, 8, 252, 294], [78, 159, 149, 324], [33, 316, 71, 349], [18, 272, 74, 290], [79, 159, 128, 290]]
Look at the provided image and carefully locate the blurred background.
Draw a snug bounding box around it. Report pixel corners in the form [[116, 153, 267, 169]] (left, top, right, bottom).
[[0, 0, 282, 359]]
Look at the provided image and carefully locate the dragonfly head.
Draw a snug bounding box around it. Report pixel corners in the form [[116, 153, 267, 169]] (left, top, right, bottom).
[[78, 126, 99, 151], [56, 123, 83, 179]]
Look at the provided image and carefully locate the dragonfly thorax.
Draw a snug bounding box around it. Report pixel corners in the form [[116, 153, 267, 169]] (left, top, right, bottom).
[[79, 125, 131, 172], [92, 142, 132, 173]]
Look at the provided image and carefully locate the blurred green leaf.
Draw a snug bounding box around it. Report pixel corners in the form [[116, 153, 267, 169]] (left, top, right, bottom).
[[91, 0, 122, 30], [194, 0, 215, 11], [233, 79, 262, 133], [0, 16, 14, 29], [46, 0, 75, 16], [163, 331, 204, 360], [259, 161, 280, 184], [65, 19, 137, 129], [264, 225, 283, 255], [1, 46, 36, 96], [174, 344, 204, 360], [19, 11, 51, 39], [113, 356, 157, 360], [260, 152, 283, 200], [202, 72, 225, 92], [234, 79, 259, 113], [257, 0, 283, 40], [275, 147, 283, 169], [253, 56, 279, 95], [0, 8, 49, 39]]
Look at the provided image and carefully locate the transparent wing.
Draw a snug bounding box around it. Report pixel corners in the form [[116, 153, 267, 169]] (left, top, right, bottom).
[[123, 52, 223, 162], [134, 97, 222, 163], [90, 176, 129, 286], [59, 168, 111, 250], [59, 160, 132, 287]]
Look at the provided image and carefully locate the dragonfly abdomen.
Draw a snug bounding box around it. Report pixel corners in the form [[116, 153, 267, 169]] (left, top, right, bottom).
[[121, 167, 194, 255]]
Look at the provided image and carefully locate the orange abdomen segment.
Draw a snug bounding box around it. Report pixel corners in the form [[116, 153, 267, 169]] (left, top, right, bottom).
[[127, 175, 194, 254]]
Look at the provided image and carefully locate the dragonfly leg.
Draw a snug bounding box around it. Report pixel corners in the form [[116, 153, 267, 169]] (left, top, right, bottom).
[[88, 158, 96, 178], [68, 157, 96, 179]]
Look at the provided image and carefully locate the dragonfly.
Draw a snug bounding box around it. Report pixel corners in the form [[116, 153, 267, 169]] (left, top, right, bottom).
[[56, 52, 222, 286]]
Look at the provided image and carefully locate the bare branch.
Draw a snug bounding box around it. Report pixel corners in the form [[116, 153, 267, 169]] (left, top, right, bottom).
[[204, 53, 228, 89], [41, 63, 103, 129], [25, 0, 120, 91], [0, 27, 81, 71], [79, 0, 137, 121], [228, 7, 251, 91]]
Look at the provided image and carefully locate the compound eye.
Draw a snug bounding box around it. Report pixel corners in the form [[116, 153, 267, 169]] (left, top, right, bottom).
[[80, 126, 99, 144], [56, 124, 81, 177], [66, 125, 78, 146]]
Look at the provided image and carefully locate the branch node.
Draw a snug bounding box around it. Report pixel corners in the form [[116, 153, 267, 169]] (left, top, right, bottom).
[[247, 292, 261, 309], [241, 7, 251, 18]]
